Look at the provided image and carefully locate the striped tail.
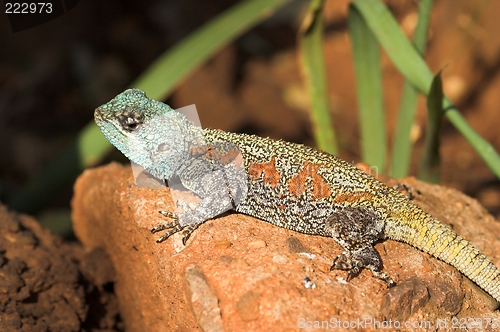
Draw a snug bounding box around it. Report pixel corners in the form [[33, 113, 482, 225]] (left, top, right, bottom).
[[386, 204, 500, 303]]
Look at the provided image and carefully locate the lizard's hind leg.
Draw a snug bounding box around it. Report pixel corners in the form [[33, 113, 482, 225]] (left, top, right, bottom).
[[326, 206, 395, 287]]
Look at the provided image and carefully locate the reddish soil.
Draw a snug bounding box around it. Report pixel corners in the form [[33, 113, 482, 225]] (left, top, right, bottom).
[[0, 204, 123, 331]]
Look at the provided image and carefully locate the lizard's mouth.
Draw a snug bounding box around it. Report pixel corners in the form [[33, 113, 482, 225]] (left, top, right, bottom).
[[94, 110, 119, 141], [95, 120, 119, 140], [94, 107, 117, 131], [94, 107, 105, 121]]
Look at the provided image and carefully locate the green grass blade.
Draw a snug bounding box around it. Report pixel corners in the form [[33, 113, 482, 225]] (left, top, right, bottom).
[[7, 0, 293, 214], [352, 0, 500, 179], [134, 0, 292, 100], [391, 84, 419, 177], [412, 0, 433, 52], [348, 3, 386, 171], [390, 0, 433, 178], [299, 0, 337, 154], [419, 70, 443, 183], [351, 0, 432, 93]]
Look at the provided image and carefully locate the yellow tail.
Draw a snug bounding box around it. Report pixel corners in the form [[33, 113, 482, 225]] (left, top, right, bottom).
[[386, 205, 500, 303]]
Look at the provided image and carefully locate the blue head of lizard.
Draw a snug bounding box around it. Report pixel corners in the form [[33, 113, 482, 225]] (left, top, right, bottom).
[[94, 88, 203, 180]]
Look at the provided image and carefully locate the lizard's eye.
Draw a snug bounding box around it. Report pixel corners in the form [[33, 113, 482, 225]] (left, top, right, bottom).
[[119, 115, 143, 132]]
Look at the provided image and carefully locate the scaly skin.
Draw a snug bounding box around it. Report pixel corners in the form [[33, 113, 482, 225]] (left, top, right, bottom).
[[95, 89, 500, 302]]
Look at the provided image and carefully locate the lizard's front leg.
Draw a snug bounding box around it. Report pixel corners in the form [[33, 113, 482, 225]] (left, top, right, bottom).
[[152, 190, 234, 244], [151, 143, 246, 245]]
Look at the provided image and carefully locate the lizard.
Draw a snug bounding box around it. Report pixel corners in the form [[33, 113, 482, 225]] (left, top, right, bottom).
[[94, 88, 500, 303]]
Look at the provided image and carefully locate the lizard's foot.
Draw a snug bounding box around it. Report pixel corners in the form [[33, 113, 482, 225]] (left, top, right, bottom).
[[371, 270, 395, 288], [152, 221, 202, 244], [151, 210, 179, 237], [329, 247, 395, 287], [330, 252, 361, 281], [151, 215, 182, 243], [152, 210, 203, 244]]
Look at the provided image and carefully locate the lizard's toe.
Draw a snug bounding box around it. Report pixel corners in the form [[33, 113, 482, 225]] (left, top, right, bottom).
[[159, 210, 178, 219], [154, 223, 183, 243], [330, 252, 352, 271], [370, 269, 396, 288], [151, 218, 180, 234]]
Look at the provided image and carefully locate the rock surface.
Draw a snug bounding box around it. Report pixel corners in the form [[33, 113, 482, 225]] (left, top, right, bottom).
[[0, 204, 122, 331], [72, 162, 500, 331]]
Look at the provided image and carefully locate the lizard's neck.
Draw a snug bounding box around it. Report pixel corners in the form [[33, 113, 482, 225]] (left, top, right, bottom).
[[139, 112, 205, 180]]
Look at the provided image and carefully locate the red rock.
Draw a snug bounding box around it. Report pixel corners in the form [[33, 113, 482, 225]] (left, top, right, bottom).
[[72, 163, 500, 331]]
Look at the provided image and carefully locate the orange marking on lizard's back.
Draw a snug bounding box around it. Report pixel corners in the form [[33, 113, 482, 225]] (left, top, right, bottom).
[[288, 161, 331, 200], [333, 192, 375, 204], [248, 156, 280, 187]]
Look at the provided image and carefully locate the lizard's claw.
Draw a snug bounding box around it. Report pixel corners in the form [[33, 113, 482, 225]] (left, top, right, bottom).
[[330, 252, 361, 282], [151, 211, 181, 242], [180, 224, 200, 245], [153, 222, 201, 244], [154, 224, 183, 243], [158, 210, 178, 219], [151, 220, 178, 234], [151, 210, 179, 233], [330, 252, 352, 271]]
